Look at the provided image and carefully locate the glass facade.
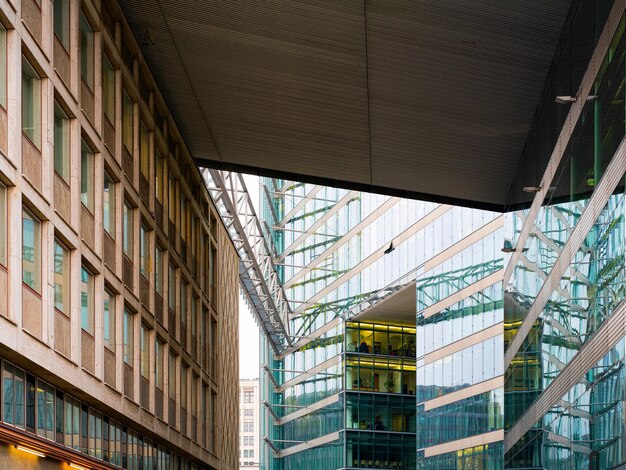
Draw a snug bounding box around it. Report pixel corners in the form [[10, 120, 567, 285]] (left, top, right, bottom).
[[503, 4, 626, 469], [260, 179, 505, 470], [0, 356, 203, 469]]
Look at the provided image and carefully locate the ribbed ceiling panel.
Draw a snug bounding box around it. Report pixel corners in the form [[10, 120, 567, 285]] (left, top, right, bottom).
[[119, 0, 573, 209]]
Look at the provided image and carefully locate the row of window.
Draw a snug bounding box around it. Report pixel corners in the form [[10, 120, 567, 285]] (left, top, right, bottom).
[[0, 179, 217, 361], [11, 14, 217, 272], [1, 357, 206, 469], [346, 322, 416, 357]]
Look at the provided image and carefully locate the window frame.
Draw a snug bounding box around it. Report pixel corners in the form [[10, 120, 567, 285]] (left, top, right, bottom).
[[123, 307, 134, 365], [103, 171, 116, 237], [0, 24, 7, 109], [140, 122, 149, 179], [53, 0, 70, 50], [103, 289, 115, 352], [80, 265, 95, 335], [102, 54, 115, 123], [22, 208, 41, 293], [53, 101, 70, 183], [22, 57, 41, 149], [80, 139, 95, 213], [140, 324, 150, 379], [122, 90, 133, 153], [53, 238, 70, 315], [79, 12, 94, 90], [123, 200, 134, 258], [140, 223, 149, 277], [0, 182, 6, 268]]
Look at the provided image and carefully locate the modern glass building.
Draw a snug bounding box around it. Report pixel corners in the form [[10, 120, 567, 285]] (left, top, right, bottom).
[[259, 181, 505, 469]]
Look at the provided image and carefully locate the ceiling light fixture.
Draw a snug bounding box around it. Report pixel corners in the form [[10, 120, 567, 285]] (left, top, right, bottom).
[[522, 186, 542, 193], [68, 463, 90, 470], [555, 95, 577, 104], [555, 95, 596, 104], [15, 445, 46, 458]]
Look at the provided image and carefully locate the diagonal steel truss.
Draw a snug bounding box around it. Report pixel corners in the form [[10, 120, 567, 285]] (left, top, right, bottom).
[[201, 169, 292, 353]]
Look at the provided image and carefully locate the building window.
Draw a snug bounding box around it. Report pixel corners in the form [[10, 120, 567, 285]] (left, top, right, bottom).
[[53, 0, 69, 49], [53, 102, 69, 182], [243, 421, 253, 432], [80, 266, 94, 335], [155, 339, 164, 389], [168, 177, 176, 223], [80, 140, 94, 212], [140, 325, 149, 379], [53, 240, 69, 314], [123, 308, 134, 365], [103, 290, 115, 352], [22, 58, 41, 148], [191, 295, 197, 340], [243, 449, 254, 458], [181, 364, 188, 410], [168, 265, 176, 311], [0, 183, 6, 267], [243, 391, 254, 404], [122, 91, 133, 152], [155, 151, 164, 202], [168, 353, 176, 400], [244, 409, 253, 417], [102, 55, 115, 123], [209, 247, 216, 290], [180, 280, 187, 324], [140, 224, 149, 277], [155, 246, 163, 295], [140, 123, 149, 178], [180, 197, 187, 241], [80, 13, 94, 90], [0, 25, 7, 108], [123, 201, 133, 257], [22, 209, 41, 293], [103, 172, 115, 237]]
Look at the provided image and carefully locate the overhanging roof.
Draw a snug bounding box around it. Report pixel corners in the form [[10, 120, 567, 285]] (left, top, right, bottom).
[[119, 0, 573, 211], [352, 282, 416, 326]]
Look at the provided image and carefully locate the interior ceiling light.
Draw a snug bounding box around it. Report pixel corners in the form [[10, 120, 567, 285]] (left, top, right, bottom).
[[15, 445, 46, 458]]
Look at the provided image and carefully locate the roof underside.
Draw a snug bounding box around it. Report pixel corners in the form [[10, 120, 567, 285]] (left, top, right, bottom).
[[352, 282, 416, 326], [120, 0, 573, 211]]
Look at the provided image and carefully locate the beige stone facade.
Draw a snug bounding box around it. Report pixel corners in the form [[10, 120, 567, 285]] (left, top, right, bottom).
[[0, 0, 239, 468]]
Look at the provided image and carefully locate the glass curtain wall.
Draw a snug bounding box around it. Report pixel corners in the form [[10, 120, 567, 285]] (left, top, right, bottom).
[[504, 4, 626, 469]]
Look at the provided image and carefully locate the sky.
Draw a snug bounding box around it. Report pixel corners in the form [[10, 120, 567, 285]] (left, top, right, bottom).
[[238, 173, 261, 379]]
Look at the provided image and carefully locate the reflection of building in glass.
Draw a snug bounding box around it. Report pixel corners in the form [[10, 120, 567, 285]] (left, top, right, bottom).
[[259, 180, 503, 469], [503, 3, 626, 468], [414, 226, 505, 468]]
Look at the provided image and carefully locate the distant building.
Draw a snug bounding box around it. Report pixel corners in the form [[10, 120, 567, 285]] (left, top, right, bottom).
[[240, 378, 261, 468]]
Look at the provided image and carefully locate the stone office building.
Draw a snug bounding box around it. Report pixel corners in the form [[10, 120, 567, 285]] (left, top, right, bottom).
[[0, 0, 239, 468]]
